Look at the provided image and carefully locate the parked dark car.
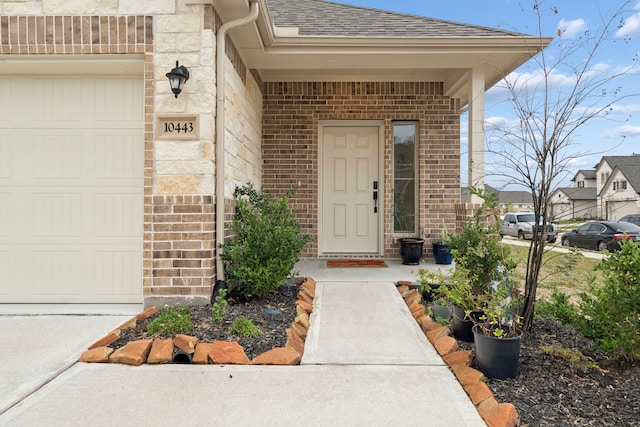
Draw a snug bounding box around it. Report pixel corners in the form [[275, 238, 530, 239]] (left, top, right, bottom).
[[561, 221, 640, 251], [619, 214, 640, 227]]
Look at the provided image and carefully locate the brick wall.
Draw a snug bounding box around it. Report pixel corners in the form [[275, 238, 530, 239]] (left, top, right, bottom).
[[262, 82, 461, 259], [146, 195, 214, 304], [0, 15, 152, 54]]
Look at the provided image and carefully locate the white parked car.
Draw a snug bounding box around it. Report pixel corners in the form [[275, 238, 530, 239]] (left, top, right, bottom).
[[500, 211, 557, 243]]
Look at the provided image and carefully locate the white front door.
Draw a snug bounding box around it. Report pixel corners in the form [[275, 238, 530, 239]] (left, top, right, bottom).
[[321, 126, 380, 254]]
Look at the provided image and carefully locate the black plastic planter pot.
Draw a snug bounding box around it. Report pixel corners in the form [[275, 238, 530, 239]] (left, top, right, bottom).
[[472, 324, 522, 380], [399, 238, 424, 265], [452, 306, 483, 342], [421, 283, 441, 303], [431, 300, 451, 321]]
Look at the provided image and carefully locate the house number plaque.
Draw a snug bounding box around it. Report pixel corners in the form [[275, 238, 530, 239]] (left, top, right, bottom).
[[156, 115, 199, 140]]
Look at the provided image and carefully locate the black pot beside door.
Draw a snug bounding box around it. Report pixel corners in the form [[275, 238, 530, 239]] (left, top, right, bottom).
[[399, 238, 424, 265]]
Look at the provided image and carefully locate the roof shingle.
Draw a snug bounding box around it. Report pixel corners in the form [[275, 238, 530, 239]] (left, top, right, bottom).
[[601, 155, 640, 193], [266, 0, 527, 38], [557, 187, 597, 200]]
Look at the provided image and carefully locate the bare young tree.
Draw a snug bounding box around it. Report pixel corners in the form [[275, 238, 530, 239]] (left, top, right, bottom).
[[486, 0, 639, 330]]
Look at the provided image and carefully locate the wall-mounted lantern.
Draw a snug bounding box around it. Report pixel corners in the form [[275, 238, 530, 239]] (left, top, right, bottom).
[[165, 61, 190, 98]]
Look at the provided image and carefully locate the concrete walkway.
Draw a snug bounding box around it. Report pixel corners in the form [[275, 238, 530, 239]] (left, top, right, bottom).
[[0, 266, 484, 426]]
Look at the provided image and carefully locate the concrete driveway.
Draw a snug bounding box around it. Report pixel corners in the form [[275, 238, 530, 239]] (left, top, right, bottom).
[[0, 305, 139, 416], [0, 285, 485, 427]]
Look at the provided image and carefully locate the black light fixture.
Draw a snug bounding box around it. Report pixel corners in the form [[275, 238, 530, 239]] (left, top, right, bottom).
[[166, 60, 190, 98]]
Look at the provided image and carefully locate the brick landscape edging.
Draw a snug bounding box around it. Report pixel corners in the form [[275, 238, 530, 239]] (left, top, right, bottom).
[[396, 281, 519, 427], [79, 277, 317, 366]]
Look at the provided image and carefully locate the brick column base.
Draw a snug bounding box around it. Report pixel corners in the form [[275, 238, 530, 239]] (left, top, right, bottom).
[[145, 195, 215, 307]]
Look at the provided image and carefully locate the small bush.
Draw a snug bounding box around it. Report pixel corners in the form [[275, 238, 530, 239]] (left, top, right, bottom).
[[220, 184, 313, 298], [148, 306, 193, 336], [577, 240, 640, 362], [229, 317, 263, 338], [535, 288, 579, 325], [211, 289, 228, 324]]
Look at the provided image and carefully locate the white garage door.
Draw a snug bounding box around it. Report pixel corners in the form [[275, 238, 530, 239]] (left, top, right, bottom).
[[0, 73, 143, 303], [608, 201, 638, 221]]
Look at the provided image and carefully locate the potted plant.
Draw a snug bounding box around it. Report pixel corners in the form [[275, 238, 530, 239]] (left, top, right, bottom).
[[437, 267, 487, 342], [472, 264, 523, 379], [431, 229, 453, 265], [440, 187, 516, 342], [398, 236, 424, 265], [432, 240, 453, 265], [415, 269, 451, 321]]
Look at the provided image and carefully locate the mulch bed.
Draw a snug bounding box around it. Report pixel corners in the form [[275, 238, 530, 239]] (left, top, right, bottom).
[[114, 284, 639, 426], [454, 317, 640, 427], [113, 284, 299, 360]]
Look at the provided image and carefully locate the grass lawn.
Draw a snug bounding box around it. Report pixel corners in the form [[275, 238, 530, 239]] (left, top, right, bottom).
[[505, 244, 603, 300]]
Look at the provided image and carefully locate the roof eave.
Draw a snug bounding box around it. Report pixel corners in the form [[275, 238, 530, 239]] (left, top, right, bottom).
[[219, 0, 552, 104]]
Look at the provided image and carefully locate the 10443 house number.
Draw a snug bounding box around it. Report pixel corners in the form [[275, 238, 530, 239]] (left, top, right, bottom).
[[164, 121, 194, 134], [156, 115, 199, 140]]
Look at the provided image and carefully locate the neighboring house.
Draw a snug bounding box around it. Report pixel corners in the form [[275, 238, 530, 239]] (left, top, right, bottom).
[[0, 0, 548, 306], [597, 156, 640, 220], [550, 187, 597, 220], [572, 169, 597, 188], [554, 155, 640, 220], [462, 185, 534, 213], [495, 190, 535, 212], [550, 169, 598, 220]]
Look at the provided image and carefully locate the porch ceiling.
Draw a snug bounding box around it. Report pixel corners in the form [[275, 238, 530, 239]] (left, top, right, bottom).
[[211, 0, 552, 105]]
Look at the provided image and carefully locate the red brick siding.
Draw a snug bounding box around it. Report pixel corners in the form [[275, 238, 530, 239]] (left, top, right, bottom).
[[262, 82, 461, 259], [0, 15, 152, 54], [147, 196, 215, 299]]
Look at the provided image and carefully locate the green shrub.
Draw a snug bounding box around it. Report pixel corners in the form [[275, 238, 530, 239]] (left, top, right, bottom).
[[148, 306, 193, 336], [443, 187, 515, 297], [211, 289, 227, 324], [229, 317, 263, 338], [535, 288, 579, 325], [577, 240, 640, 362], [220, 184, 313, 298]]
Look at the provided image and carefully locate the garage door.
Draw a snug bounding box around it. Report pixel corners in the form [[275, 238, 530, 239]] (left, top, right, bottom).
[[0, 73, 143, 303], [608, 201, 638, 221]]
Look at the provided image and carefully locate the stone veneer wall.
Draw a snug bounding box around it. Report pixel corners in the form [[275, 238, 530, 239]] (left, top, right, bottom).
[[0, 1, 264, 305], [262, 82, 461, 259]]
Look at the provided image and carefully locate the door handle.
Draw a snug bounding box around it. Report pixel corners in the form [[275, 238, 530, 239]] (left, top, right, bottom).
[[373, 191, 378, 213], [372, 181, 379, 213]]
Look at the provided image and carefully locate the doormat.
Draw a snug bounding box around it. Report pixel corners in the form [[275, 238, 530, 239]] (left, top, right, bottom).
[[327, 259, 388, 268]]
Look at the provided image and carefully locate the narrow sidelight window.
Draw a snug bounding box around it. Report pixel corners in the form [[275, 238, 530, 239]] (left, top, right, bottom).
[[393, 122, 417, 234]]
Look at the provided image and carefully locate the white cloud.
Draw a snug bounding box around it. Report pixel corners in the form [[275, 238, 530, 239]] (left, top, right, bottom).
[[558, 18, 587, 38], [616, 2, 640, 38], [498, 68, 579, 96], [567, 156, 597, 168], [485, 116, 512, 128], [608, 104, 640, 114], [603, 124, 640, 138]]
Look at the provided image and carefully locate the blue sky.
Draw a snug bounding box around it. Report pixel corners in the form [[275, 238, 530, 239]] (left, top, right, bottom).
[[337, 0, 640, 189]]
